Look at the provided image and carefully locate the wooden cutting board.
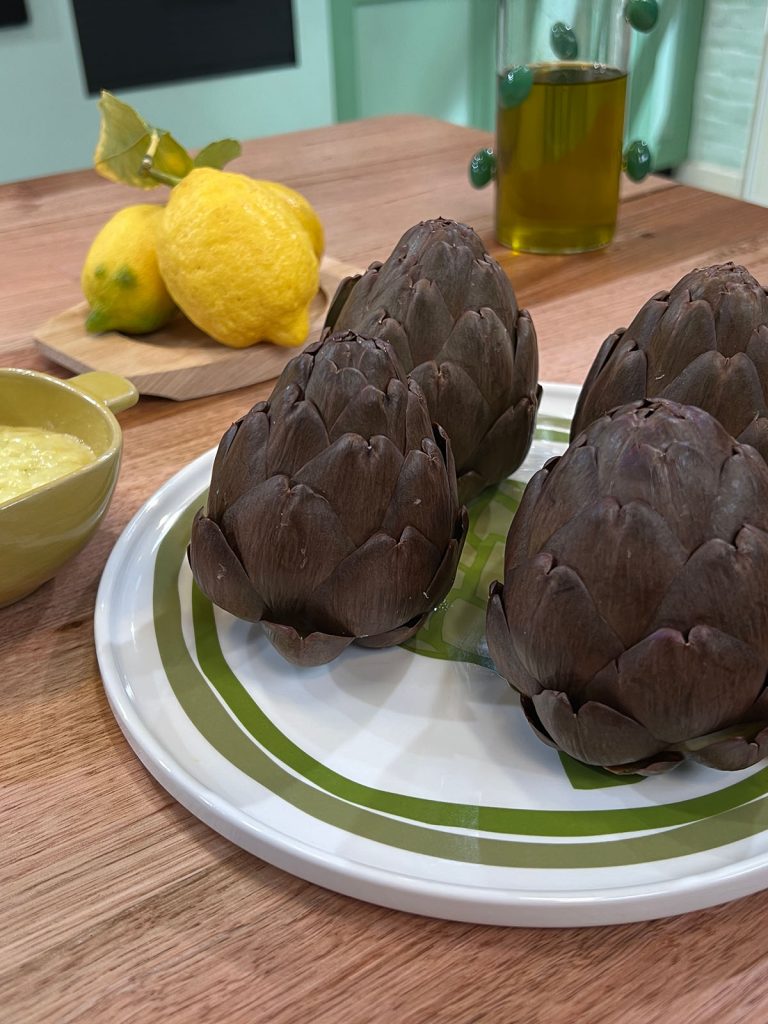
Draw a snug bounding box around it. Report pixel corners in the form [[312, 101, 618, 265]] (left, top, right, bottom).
[[33, 256, 360, 401]]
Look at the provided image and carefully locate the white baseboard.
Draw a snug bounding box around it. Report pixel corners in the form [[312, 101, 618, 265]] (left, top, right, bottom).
[[673, 160, 743, 199]]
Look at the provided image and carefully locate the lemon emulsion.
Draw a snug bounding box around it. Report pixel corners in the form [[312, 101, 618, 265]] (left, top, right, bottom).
[[0, 426, 95, 505]]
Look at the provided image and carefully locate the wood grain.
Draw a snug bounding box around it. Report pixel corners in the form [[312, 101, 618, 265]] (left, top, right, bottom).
[[33, 257, 360, 400], [4, 115, 768, 1024]]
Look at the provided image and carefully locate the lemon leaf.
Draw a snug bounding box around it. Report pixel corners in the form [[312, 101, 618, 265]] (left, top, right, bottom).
[[154, 132, 194, 180], [193, 139, 242, 169], [93, 92, 156, 188], [93, 91, 193, 189]]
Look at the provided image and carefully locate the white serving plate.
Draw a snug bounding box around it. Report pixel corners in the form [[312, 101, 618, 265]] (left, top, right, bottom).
[[96, 383, 768, 927]]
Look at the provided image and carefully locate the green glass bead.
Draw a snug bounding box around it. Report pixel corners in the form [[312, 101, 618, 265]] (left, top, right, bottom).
[[625, 139, 652, 181], [498, 64, 533, 109], [624, 0, 659, 33], [469, 148, 496, 189], [550, 22, 578, 61]]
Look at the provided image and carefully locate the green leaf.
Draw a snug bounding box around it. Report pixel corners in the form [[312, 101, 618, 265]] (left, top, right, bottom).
[[193, 139, 242, 170], [154, 132, 194, 181], [93, 91, 192, 189], [93, 91, 156, 188]]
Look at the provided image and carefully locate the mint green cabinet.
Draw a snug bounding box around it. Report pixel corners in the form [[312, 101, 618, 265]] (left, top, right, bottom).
[[628, 0, 705, 170]]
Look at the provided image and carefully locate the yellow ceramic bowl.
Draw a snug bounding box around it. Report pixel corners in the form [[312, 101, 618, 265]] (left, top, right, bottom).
[[0, 368, 138, 607]]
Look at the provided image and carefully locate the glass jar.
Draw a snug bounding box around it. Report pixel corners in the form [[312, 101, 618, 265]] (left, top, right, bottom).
[[471, 0, 657, 254]]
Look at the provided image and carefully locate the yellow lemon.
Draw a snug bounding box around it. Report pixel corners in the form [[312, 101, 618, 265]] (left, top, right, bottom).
[[256, 180, 324, 259], [156, 168, 320, 349], [82, 204, 177, 334]]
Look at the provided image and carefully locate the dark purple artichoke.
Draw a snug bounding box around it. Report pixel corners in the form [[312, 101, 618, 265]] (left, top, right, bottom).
[[487, 399, 768, 774], [571, 262, 768, 457], [189, 331, 468, 667], [323, 218, 540, 503]]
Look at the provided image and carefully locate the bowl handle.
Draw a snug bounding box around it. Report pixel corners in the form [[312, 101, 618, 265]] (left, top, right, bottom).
[[69, 371, 139, 413]]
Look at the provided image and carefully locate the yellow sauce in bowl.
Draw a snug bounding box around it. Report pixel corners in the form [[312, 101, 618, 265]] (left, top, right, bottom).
[[0, 425, 96, 505]]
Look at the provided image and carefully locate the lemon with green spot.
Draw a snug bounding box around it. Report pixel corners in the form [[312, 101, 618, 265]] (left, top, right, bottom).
[[82, 204, 177, 334]]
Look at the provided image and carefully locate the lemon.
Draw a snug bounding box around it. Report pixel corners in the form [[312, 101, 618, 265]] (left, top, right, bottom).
[[256, 180, 324, 259], [82, 204, 177, 334], [156, 168, 320, 349]]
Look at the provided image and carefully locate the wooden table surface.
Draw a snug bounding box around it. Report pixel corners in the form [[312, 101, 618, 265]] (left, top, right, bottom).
[[5, 115, 768, 1024]]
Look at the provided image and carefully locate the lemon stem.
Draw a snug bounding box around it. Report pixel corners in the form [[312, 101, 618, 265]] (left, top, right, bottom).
[[145, 167, 182, 187], [140, 130, 182, 188]]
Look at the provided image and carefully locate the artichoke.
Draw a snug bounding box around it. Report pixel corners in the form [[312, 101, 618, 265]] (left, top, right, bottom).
[[571, 262, 768, 458], [324, 218, 540, 503], [487, 399, 768, 774], [189, 331, 468, 667]]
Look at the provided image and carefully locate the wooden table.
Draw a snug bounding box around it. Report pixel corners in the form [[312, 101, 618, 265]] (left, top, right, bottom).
[[4, 116, 768, 1024]]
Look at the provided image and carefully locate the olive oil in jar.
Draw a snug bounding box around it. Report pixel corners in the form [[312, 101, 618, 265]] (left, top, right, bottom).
[[496, 62, 627, 253]]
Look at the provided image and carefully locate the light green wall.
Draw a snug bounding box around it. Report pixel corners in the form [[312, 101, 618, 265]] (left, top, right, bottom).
[[354, 0, 474, 126], [0, 0, 335, 184]]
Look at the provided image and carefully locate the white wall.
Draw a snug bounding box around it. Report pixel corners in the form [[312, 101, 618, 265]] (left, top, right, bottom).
[[0, 0, 335, 184], [676, 0, 766, 199]]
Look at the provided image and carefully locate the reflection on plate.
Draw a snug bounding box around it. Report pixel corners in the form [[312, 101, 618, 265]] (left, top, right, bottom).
[[95, 384, 768, 926]]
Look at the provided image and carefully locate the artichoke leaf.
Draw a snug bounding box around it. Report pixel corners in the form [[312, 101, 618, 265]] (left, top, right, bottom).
[[322, 273, 364, 333], [261, 620, 355, 667], [189, 512, 264, 623], [532, 691, 663, 767]]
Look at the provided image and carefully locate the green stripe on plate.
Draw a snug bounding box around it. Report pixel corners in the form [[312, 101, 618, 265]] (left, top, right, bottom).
[[536, 428, 571, 443], [191, 579, 768, 838], [537, 413, 572, 432], [152, 502, 768, 866]]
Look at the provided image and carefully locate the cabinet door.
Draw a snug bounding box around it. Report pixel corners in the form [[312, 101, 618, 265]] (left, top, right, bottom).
[[627, 0, 705, 171]]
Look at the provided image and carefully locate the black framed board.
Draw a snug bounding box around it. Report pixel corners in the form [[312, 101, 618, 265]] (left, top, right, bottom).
[[71, 0, 296, 94]]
